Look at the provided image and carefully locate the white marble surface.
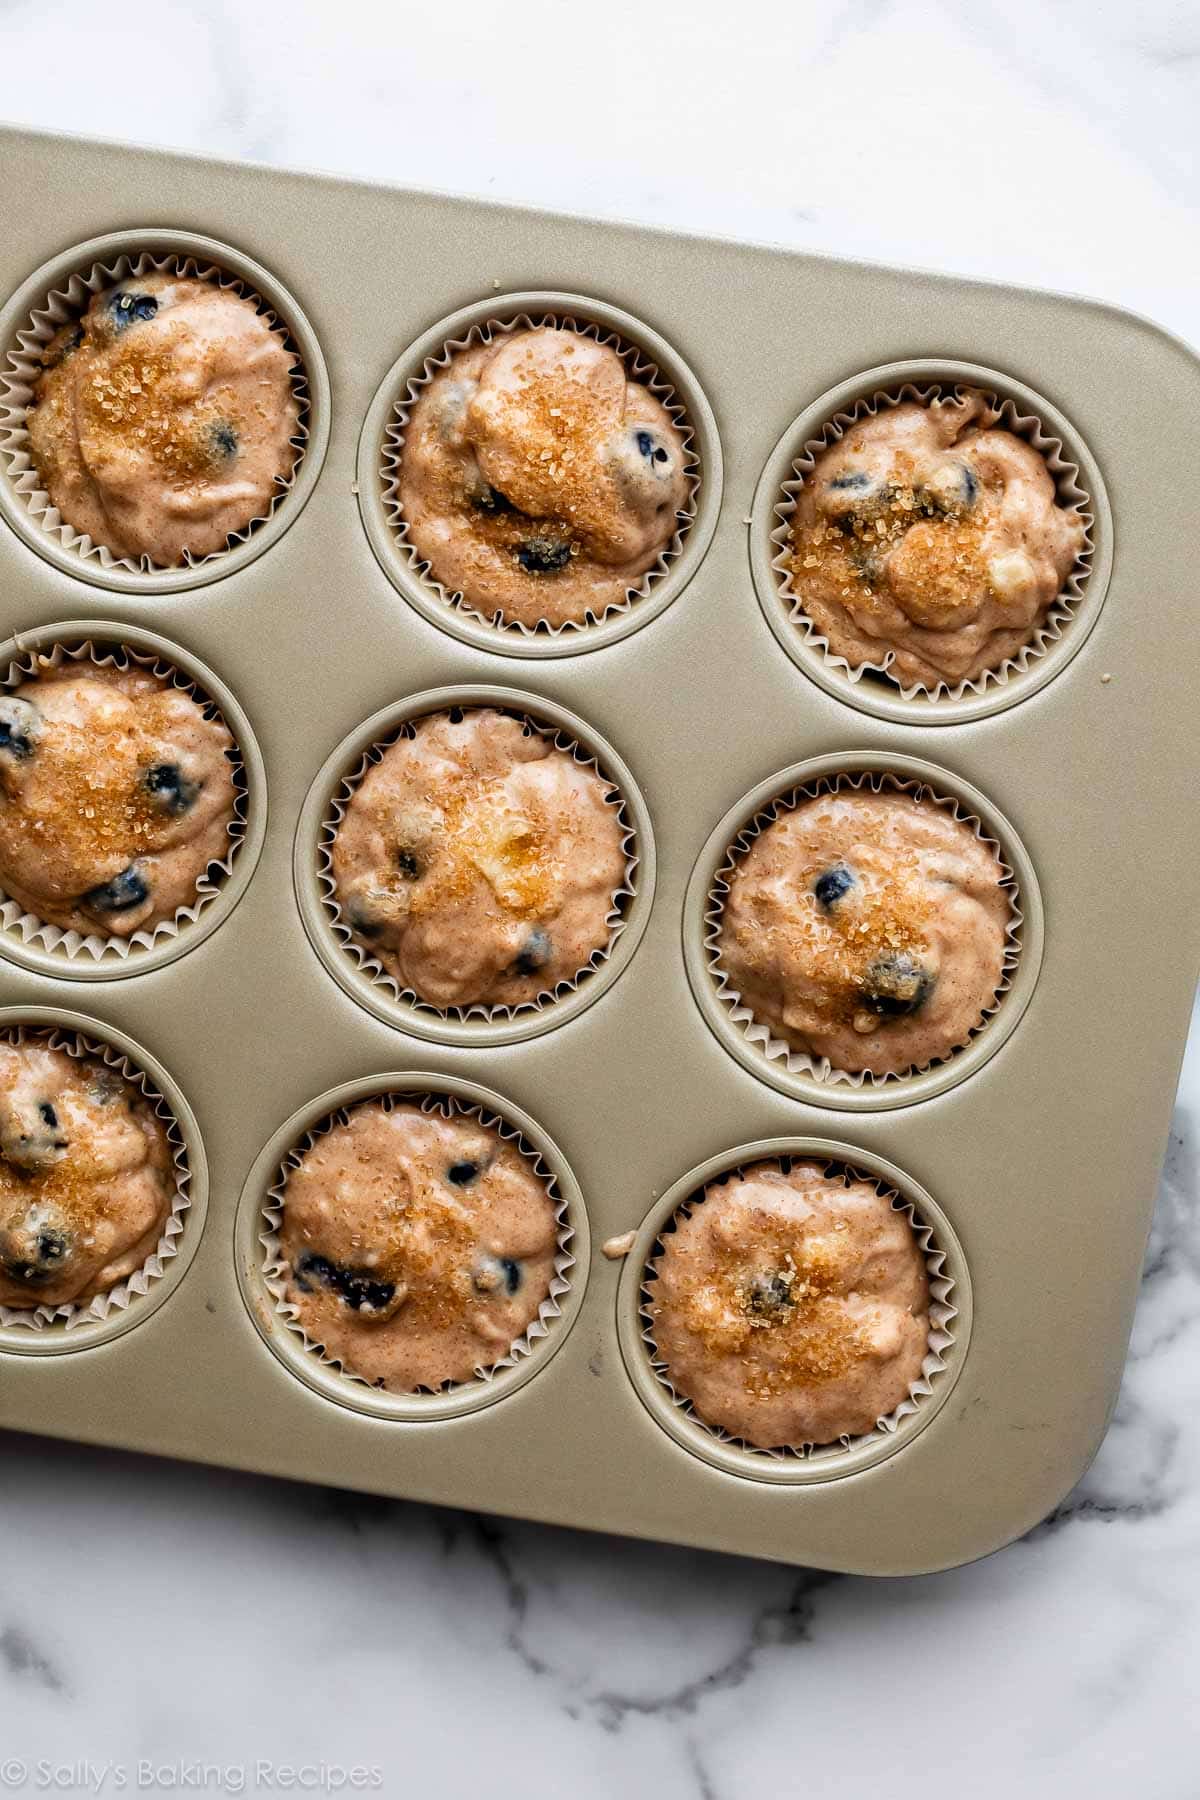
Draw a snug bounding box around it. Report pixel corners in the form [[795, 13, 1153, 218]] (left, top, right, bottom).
[[2, 2, 1199, 1795]]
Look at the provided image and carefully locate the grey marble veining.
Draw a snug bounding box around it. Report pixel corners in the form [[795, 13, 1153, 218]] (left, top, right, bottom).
[[1, 1, 1198, 1793]]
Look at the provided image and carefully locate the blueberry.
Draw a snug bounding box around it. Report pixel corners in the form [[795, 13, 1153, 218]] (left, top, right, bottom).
[[813, 863, 855, 909], [0, 697, 38, 760], [210, 421, 239, 459], [516, 535, 571, 574], [635, 428, 671, 466], [293, 1251, 332, 1292], [467, 482, 512, 515], [396, 848, 421, 879], [144, 762, 199, 815], [824, 469, 887, 519], [861, 953, 934, 1018], [1, 1108, 68, 1170], [513, 927, 552, 975], [294, 1250, 395, 1314], [447, 1160, 479, 1186], [337, 1271, 396, 1313], [82, 864, 149, 914], [472, 1255, 522, 1296], [109, 290, 158, 330], [925, 462, 978, 512], [745, 1271, 793, 1319], [0, 1205, 73, 1284], [35, 1227, 68, 1268]]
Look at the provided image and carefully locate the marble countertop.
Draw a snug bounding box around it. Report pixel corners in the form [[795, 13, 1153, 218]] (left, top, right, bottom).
[[2, 2, 1198, 1795]]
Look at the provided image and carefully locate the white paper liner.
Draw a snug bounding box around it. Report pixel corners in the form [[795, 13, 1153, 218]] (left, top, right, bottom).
[[770, 381, 1094, 702], [0, 250, 310, 574], [259, 1090, 575, 1396], [379, 309, 701, 637], [704, 769, 1023, 1089], [0, 1024, 191, 1332], [0, 638, 248, 964], [640, 1156, 957, 1462], [317, 706, 639, 1024]]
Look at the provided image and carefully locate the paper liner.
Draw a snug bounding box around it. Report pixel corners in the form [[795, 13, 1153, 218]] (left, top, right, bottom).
[[770, 380, 1094, 702], [259, 1090, 574, 1398], [317, 705, 640, 1025], [0, 249, 310, 575], [379, 309, 701, 637], [0, 1023, 191, 1333], [704, 769, 1023, 1090], [0, 637, 248, 965], [640, 1156, 957, 1463]]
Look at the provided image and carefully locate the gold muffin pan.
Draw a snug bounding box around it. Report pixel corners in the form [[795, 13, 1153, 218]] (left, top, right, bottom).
[[0, 126, 1195, 1575]]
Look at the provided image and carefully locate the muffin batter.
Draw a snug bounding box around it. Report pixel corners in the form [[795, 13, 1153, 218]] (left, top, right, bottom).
[[0, 661, 238, 937], [717, 789, 1009, 1077], [396, 326, 690, 627], [331, 707, 627, 1010], [0, 1038, 174, 1310], [650, 1160, 930, 1448], [26, 273, 299, 565], [786, 390, 1086, 688], [280, 1100, 560, 1391]]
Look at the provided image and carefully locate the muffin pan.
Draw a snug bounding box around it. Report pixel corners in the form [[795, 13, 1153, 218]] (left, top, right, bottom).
[[0, 127, 1196, 1576]]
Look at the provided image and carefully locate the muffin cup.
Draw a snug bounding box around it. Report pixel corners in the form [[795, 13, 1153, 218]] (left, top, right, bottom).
[[616, 1138, 968, 1485], [750, 360, 1112, 725], [294, 685, 654, 1046], [235, 1074, 589, 1422], [0, 229, 330, 593], [0, 620, 267, 980], [357, 291, 723, 658], [684, 752, 1042, 1111], [0, 1007, 206, 1353]]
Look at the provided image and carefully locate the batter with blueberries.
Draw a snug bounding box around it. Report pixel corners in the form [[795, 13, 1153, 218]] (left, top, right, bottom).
[[650, 1159, 931, 1449], [0, 1038, 174, 1310], [26, 273, 299, 565], [331, 706, 627, 1011], [786, 389, 1086, 688], [279, 1100, 560, 1391], [396, 325, 690, 627], [0, 660, 238, 938], [716, 788, 1009, 1078]]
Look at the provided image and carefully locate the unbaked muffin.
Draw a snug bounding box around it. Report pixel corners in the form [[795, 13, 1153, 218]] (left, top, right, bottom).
[[716, 787, 1010, 1077], [279, 1100, 560, 1391], [785, 390, 1086, 688], [26, 273, 299, 565], [0, 661, 237, 937], [0, 1038, 174, 1309], [330, 707, 627, 1010], [396, 325, 689, 627], [650, 1159, 930, 1448]]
